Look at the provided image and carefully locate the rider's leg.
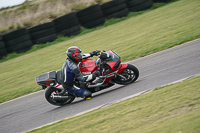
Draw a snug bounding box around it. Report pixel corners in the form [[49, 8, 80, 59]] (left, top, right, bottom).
[[67, 87, 91, 99]]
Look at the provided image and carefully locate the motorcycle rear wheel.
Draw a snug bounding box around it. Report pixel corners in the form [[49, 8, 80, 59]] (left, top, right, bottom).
[[45, 87, 75, 106], [113, 64, 139, 85]]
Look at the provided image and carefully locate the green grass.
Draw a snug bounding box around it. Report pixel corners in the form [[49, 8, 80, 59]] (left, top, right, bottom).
[[27, 76, 200, 133], [0, 0, 200, 103]]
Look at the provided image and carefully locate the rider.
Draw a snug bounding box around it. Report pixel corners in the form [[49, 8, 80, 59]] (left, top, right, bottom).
[[61, 46, 100, 99]]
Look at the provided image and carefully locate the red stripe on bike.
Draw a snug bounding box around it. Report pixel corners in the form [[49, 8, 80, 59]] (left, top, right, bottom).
[[55, 84, 60, 88]]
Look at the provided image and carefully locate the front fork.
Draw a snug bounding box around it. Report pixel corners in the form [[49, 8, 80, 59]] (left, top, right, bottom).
[[115, 63, 128, 80], [115, 73, 127, 80], [111, 63, 128, 80]]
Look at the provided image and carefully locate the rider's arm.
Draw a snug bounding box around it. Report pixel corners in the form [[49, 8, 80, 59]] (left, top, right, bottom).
[[82, 50, 100, 59], [82, 54, 91, 59], [68, 61, 85, 82], [74, 68, 100, 82], [68, 60, 98, 82], [72, 65, 101, 82]]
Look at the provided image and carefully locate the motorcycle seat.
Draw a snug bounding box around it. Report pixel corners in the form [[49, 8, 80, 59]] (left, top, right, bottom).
[[56, 70, 62, 84]]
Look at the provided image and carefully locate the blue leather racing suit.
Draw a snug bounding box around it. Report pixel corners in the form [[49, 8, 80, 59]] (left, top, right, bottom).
[[61, 54, 93, 98]]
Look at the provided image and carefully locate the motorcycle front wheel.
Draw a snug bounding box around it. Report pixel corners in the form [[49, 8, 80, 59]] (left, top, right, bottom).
[[45, 87, 75, 106], [113, 64, 139, 85]]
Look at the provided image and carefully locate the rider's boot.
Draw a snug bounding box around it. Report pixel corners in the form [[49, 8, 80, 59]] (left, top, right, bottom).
[[82, 89, 92, 100]]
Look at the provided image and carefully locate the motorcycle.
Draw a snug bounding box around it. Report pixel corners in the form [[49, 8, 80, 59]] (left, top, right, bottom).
[[35, 50, 139, 106]]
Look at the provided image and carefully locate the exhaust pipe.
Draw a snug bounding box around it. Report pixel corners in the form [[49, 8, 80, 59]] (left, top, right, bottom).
[[52, 95, 71, 100]]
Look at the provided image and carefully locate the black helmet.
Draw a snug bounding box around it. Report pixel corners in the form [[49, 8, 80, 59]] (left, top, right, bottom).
[[66, 46, 82, 62]]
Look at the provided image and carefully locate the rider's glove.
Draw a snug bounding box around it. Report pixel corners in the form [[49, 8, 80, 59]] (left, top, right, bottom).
[[89, 50, 100, 57], [93, 70, 101, 78], [84, 70, 101, 82]]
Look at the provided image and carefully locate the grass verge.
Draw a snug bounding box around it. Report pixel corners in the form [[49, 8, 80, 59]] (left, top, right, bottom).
[[27, 76, 200, 133], [0, 0, 200, 103]]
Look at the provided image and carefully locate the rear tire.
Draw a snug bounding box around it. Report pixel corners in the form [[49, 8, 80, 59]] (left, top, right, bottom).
[[45, 87, 75, 106], [113, 64, 139, 85]]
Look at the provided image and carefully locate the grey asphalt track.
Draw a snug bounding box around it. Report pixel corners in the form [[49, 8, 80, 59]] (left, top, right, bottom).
[[0, 38, 200, 133]]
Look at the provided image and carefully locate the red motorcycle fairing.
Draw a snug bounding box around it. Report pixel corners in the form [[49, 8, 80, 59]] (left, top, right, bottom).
[[117, 63, 128, 74], [78, 58, 98, 75], [78, 50, 123, 85], [106, 50, 128, 75]]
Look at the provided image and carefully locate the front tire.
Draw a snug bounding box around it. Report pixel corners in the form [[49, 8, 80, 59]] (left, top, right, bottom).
[[45, 87, 75, 106], [113, 64, 139, 85]]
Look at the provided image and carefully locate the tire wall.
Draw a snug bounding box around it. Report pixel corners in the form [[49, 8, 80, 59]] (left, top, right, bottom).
[[101, 0, 129, 18], [0, 36, 7, 59], [153, 0, 171, 3], [28, 22, 57, 44], [126, 0, 153, 12], [76, 4, 105, 29], [2, 28, 33, 54], [53, 12, 81, 37], [1, 0, 159, 60]]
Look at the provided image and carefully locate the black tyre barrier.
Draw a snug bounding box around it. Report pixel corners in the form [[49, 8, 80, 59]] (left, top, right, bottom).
[[109, 8, 129, 18], [53, 12, 81, 37], [57, 25, 81, 37], [101, 0, 129, 18], [53, 12, 77, 25], [17, 47, 32, 53], [0, 40, 5, 49], [153, 0, 171, 2], [29, 22, 54, 33], [76, 4, 101, 17], [6, 40, 33, 53], [54, 19, 79, 32], [82, 17, 105, 29], [0, 40, 7, 59], [30, 28, 55, 40], [126, 0, 153, 11], [101, 0, 125, 9], [126, 0, 148, 6], [32, 34, 57, 44], [77, 4, 105, 29], [2, 28, 28, 41], [2, 27, 33, 54], [29, 22, 57, 44], [5, 34, 31, 47], [102, 3, 127, 15], [70, 30, 81, 36], [0, 48, 7, 59], [78, 10, 104, 24]]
